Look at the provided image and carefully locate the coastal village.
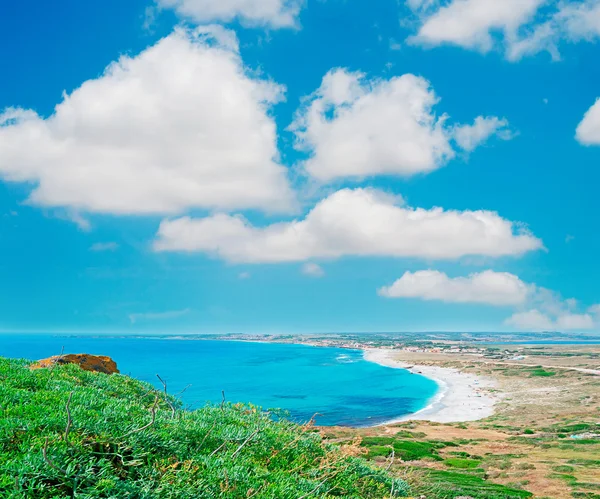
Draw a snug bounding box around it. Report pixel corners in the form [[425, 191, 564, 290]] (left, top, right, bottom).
[[213, 332, 544, 362]]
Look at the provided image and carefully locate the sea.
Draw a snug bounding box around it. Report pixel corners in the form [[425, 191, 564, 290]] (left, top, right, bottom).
[[0, 335, 439, 427]]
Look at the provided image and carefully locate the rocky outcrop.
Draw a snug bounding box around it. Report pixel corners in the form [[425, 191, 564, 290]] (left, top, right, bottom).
[[31, 354, 119, 375]]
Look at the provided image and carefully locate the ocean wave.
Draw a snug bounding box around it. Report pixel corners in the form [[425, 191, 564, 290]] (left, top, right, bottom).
[[336, 354, 356, 363]]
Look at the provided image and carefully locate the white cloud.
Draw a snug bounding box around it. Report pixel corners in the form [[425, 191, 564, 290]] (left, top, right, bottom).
[[379, 270, 530, 306], [154, 188, 543, 263], [238, 271, 252, 279], [576, 98, 600, 145], [505, 309, 555, 331], [511, 284, 599, 331], [505, 305, 597, 332], [290, 69, 509, 182], [407, 0, 440, 12], [558, 1, 600, 40], [409, 0, 544, 53], [377, 267, 599, 331], [507, 310, 596, 332], [0, 27, 294, 216], [129, 308, 190, 324], [408, 0, 600, 61], [58, 210, 92, 232], [155, 0, 302, 27], [556, 313, 595, 330], [508, 1, 600, 60], [453, 116, 513, 152], [302, 263, 325, 277], [90, 242, 119, 252]]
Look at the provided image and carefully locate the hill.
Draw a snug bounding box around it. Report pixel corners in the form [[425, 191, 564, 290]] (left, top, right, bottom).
[[0, 357, 407, 498]]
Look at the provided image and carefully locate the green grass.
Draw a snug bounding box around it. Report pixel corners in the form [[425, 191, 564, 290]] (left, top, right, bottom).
[[567, 459, 600, 467], [551, 465, 575, 473], [0, 357, 408, 498], [547, 473, 578, 485], [555, 423, 592, 433], [443, 458, 481, 469], [528, 368, 557, 377], [360, 437, 455, 462], [413, 469, 533, 499]]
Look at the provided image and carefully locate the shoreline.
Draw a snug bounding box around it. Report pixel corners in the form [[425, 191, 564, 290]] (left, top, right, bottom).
[[363, 349, 499, 424]]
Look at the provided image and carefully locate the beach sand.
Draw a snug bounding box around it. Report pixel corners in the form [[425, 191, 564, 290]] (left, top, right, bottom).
[[363, 349, 499, 424]]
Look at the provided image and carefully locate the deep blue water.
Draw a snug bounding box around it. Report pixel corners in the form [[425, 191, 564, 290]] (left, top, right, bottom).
[[0, 335, 439, 427]]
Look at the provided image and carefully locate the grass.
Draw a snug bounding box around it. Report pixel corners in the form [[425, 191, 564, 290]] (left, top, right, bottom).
[[567, 459, 600, 467], [413, 469, 533, 499], [443, 458, 481, 469], [360, 436, 455, 462], [358, 435, 535, 498], [0, 357, 408, 498], [528, 369, 557, 377]]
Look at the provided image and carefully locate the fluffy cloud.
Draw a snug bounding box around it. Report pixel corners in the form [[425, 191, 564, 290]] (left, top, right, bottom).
[[556, 313, 595, 330], [378, 270, 530, 306], [576, 98, 600, 145], [290, 69, 510, 182], [505, 310, 595, 331], [155, 0, 302, 27], [154, 188, 542, 262], [453, 116, 513, 152], [0, 27, 294, 216], [302, 263, 325, 277], [589, 304, 600, 315], [505, 309, 556, 331], [409, 0, 544, 53], [378, 267, 599, 331], [408, 0, 600, 61], [508, 1, 600, 60], [504, 293, 599, 332]]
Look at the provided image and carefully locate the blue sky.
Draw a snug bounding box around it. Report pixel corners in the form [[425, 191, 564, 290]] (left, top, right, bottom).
[[1, 0, 599, 334]]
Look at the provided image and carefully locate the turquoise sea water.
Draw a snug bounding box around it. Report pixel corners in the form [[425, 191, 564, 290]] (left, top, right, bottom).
[[0, 335, 439, 427]]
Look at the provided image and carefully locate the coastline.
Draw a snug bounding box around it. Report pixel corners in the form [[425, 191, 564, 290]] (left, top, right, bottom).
[[363, 349, 499, 424]]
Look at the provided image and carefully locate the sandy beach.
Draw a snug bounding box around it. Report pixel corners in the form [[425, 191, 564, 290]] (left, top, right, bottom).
[[363, 349, 499, 424]]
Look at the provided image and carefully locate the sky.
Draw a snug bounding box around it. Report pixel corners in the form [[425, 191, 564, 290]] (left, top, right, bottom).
[[1, 0, 599, 334]]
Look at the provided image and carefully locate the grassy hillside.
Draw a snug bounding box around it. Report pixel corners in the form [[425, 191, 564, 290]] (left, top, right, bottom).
[[0, 357, 407, 498]]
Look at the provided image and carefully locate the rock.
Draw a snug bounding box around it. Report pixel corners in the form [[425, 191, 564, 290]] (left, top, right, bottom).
[[31, 354, 119, 375]]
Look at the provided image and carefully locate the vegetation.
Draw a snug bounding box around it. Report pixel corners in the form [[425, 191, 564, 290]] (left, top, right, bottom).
[[442, 458, 481, 469], [410, 469, 533, 499], [0, 358, 408, 498], [354, 435, 534, 499], [527, 368, 557, 377], [360, 436, 457, 462]]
